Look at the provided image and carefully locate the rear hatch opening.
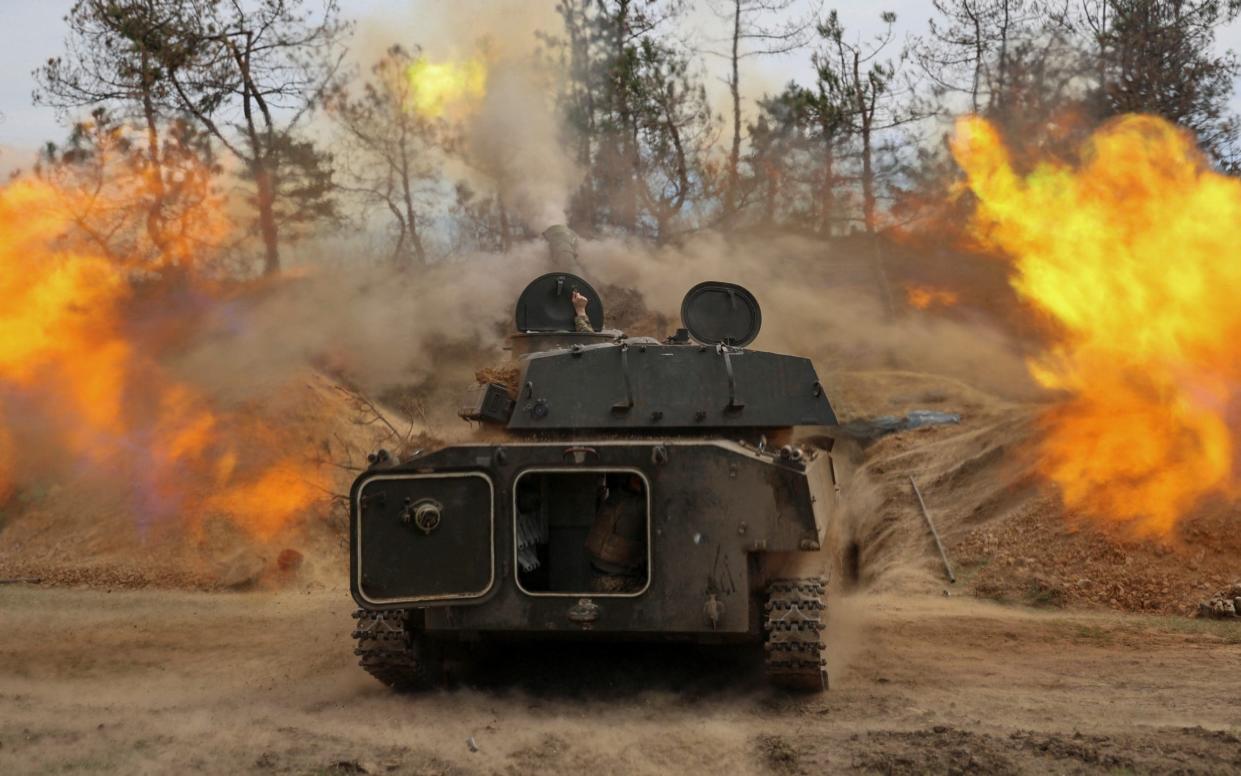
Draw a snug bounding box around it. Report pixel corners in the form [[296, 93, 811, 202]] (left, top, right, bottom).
[[514, 469, 651, 597]]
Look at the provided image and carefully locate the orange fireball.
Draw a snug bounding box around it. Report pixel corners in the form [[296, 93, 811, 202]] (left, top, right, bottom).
[[0, 174, 327, 541], [951, 114, 1241, 536]]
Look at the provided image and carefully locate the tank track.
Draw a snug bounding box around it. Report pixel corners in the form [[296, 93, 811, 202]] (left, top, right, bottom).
[[351, 609, 440, 691], [763, 577, 829, 691]]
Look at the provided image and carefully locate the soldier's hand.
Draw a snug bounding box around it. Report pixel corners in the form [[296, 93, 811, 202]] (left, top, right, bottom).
[[571, 290, 588, 315]]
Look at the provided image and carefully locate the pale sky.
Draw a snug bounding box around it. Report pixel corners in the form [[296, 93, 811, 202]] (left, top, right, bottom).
[[2, 0, 1239, 165]]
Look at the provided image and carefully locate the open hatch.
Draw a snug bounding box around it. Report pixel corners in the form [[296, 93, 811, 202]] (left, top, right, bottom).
[[513, 469, 651, 597]]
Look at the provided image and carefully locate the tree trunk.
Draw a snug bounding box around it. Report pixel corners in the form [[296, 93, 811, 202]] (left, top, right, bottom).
[[1097, 0, 1109, 110], [613, 0, 638, 231], [254, 160, 281, 275], [995, 0, 1011, 112], [820, 136, 835, 235], [398, 138, 426, 265], [725, 0, 742, 220], [853, 52, 877, 234], [861, 121, 875, 233], [404, 197, 426, 265], [385, 196, 409, 266], [971, 5, 982, 113], [763, 162, 778, 226], [140, 51, 169, 266], [569, 0, 597, 230]]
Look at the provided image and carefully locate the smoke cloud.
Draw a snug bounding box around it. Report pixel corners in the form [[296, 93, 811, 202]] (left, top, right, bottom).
[[465, 61, 582, 232], [351, 0, 582, 232]]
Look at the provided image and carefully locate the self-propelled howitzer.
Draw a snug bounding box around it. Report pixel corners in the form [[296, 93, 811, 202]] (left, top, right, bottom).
[[349, 226, 844, 691]]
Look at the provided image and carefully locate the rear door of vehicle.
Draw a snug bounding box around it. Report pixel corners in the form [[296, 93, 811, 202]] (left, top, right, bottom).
[[352, 471, 495, 606]]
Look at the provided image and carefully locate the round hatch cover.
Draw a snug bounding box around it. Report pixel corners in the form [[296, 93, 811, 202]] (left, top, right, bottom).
[[514, 272, 604, 332], [680, 281, 762, 347]]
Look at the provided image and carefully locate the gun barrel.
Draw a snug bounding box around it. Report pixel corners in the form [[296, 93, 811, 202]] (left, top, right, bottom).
[[541, 224, 583, 273]]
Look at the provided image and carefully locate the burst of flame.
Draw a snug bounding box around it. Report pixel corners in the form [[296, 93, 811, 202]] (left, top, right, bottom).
[[906, 284, 960, 310], [0, 175, 327, 541], [405, 56, 487, 118], [205, 460, 322, 542], [950, 114, 1241, 536]]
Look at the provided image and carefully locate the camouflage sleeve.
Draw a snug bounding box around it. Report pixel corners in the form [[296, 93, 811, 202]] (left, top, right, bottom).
[[574, 314, 594, 333]]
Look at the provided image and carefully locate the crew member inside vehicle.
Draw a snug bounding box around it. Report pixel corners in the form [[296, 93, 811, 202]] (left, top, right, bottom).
[[585, 474, 647, 593]]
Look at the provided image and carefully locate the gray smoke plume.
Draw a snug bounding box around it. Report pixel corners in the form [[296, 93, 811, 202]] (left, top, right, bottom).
[[465, 61, 582, 232]]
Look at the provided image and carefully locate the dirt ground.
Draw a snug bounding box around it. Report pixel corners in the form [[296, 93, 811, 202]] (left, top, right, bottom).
[[2, 584, 1238, 776]]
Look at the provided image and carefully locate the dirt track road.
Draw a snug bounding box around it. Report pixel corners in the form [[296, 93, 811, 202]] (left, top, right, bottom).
[[2, 586, 1239, 775]]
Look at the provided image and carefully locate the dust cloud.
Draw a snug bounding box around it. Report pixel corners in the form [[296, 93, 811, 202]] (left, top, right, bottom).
[[581, 232, 1038, 407], [172, 228, 1035, 419], [172, 242, 549, 402]]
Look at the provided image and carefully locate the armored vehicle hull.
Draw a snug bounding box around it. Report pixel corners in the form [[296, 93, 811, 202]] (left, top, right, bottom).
[[352, 438, 840, 689]]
